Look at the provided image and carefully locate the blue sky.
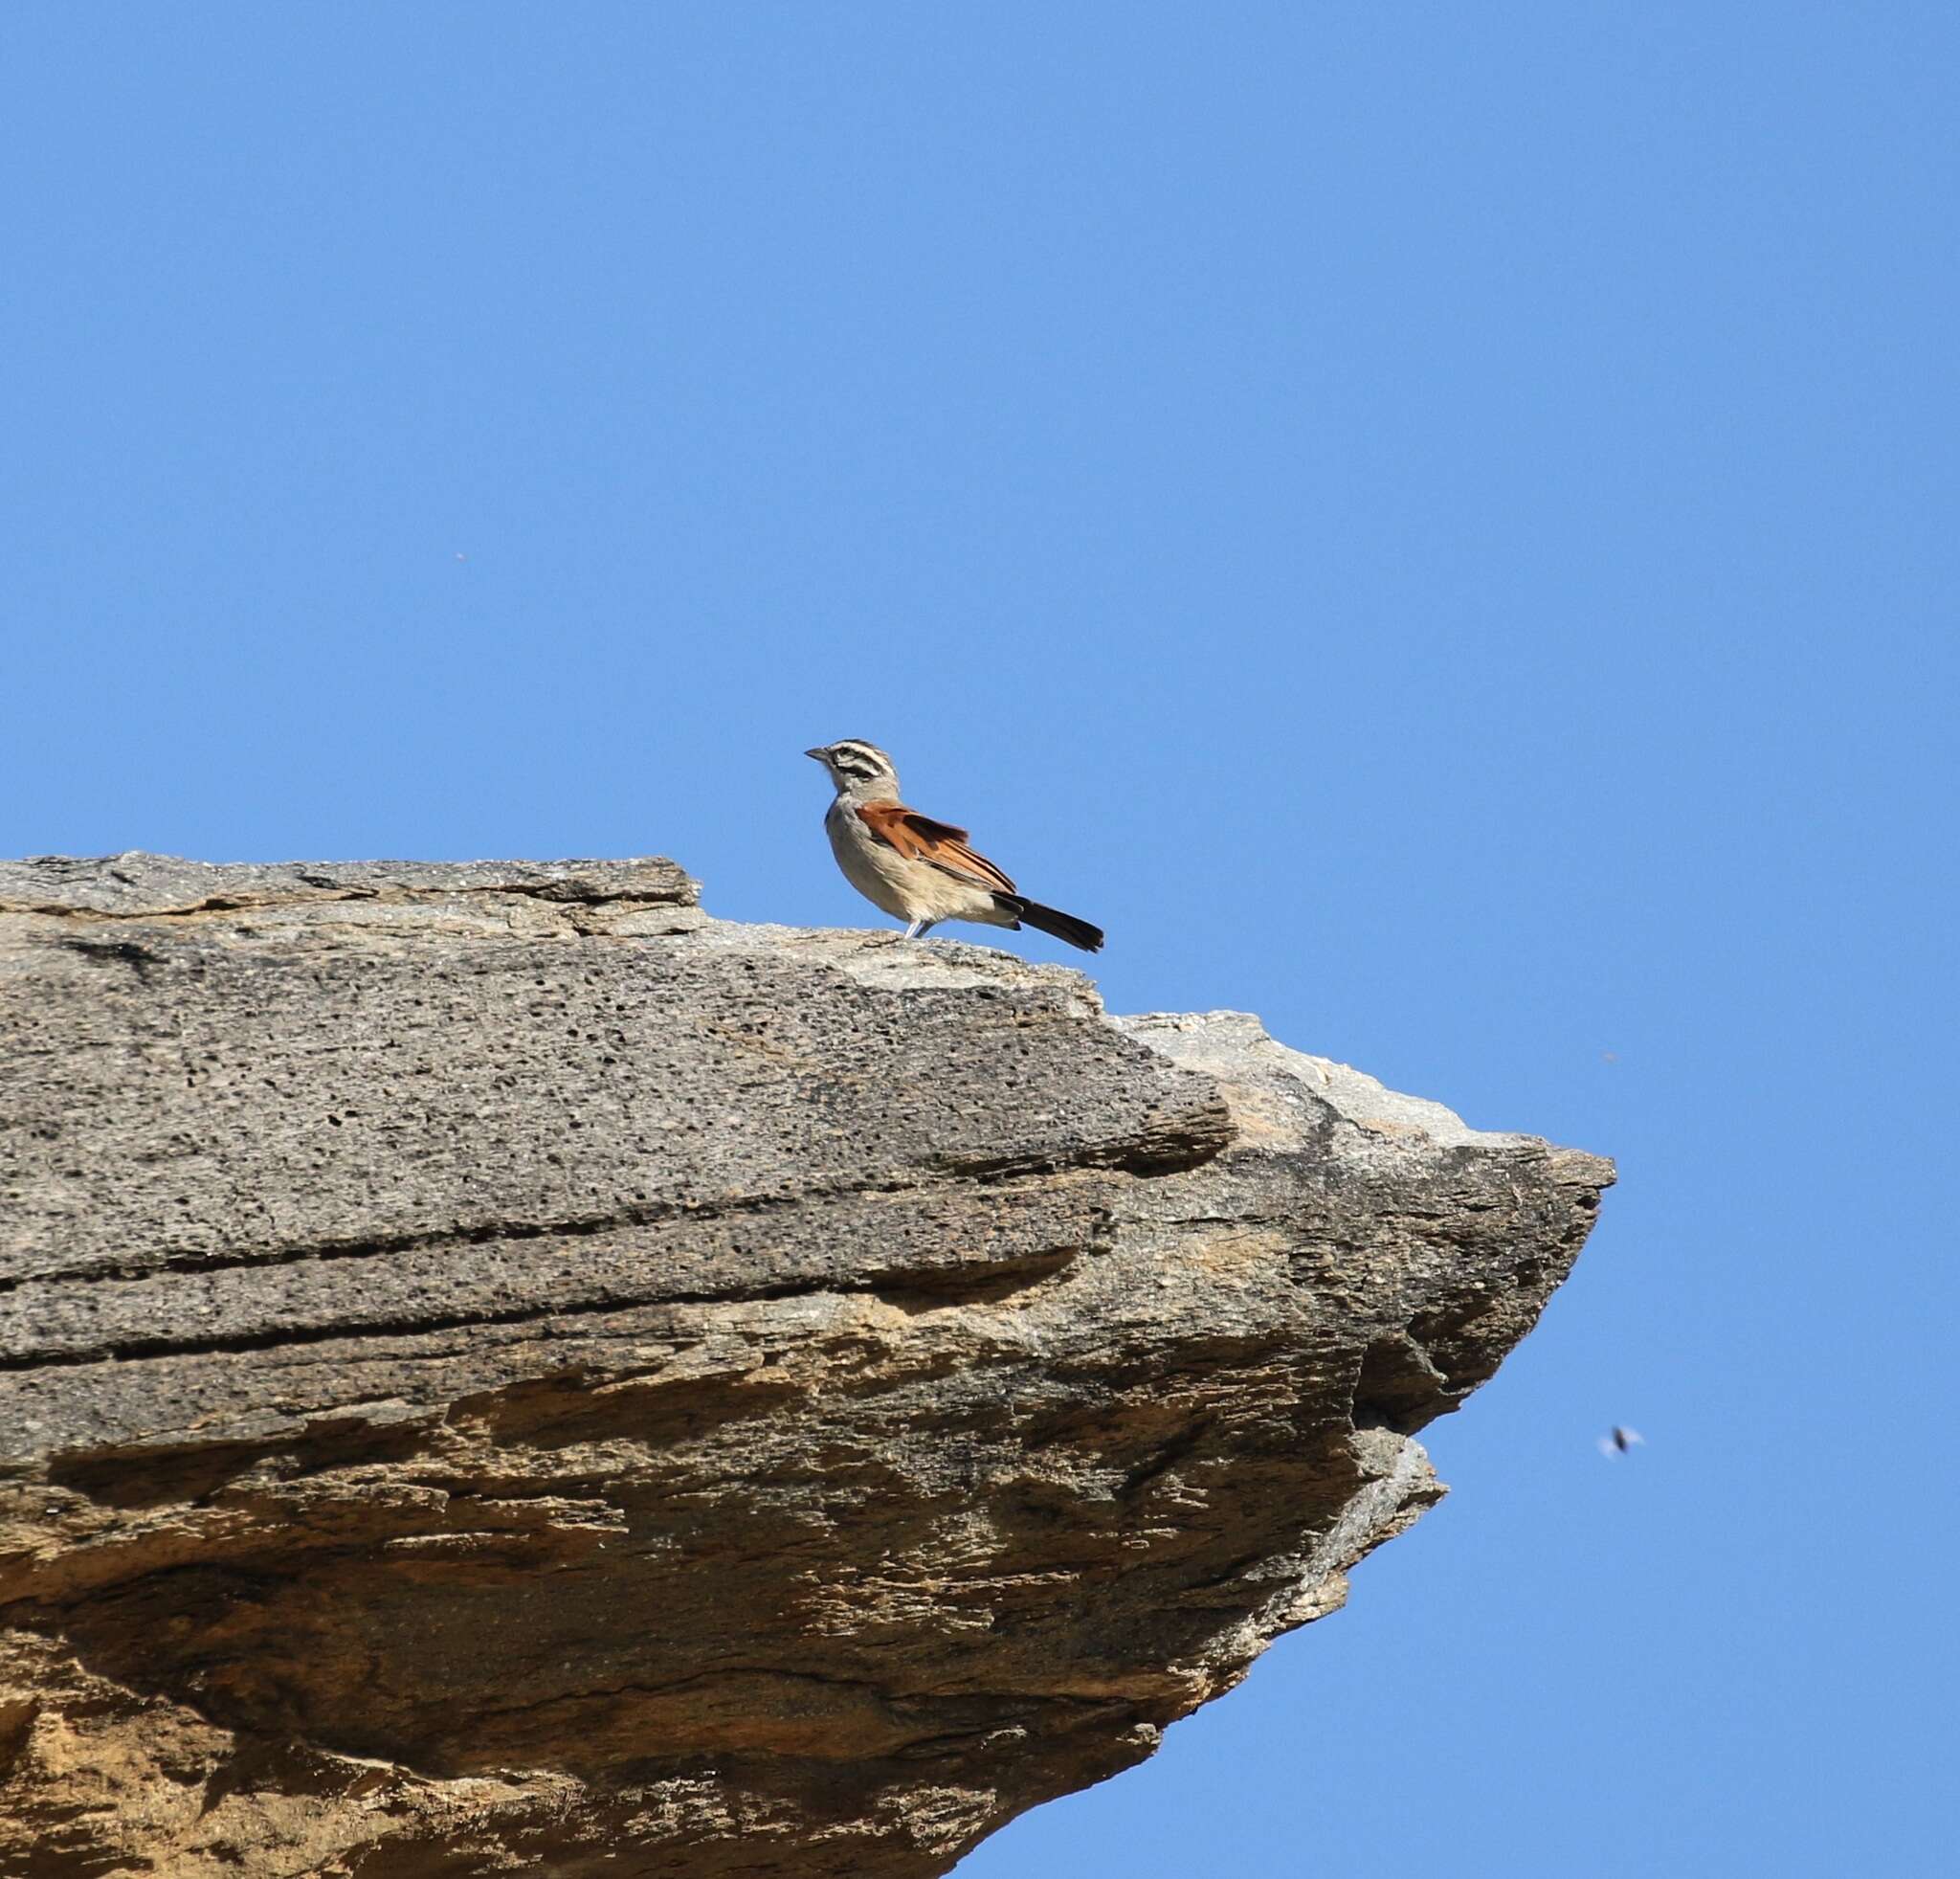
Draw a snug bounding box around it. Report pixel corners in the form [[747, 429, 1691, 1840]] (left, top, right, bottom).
[[4, 5, 1954, 1873]]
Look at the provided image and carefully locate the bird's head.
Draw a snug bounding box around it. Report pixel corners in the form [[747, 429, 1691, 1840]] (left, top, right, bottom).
[[805, 740, 900, 801]]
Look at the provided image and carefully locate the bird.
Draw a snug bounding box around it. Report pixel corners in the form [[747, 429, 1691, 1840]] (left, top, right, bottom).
[[805, 740, 1104, 952], [1597, 1425, 1645, 1457]]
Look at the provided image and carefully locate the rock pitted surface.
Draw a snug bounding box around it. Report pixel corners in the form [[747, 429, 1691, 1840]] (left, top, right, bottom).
[[0, 854, 1612, 1877]]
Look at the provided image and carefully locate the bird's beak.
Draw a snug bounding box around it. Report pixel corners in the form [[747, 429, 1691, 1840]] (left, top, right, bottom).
[[804, 748, 828, 762]]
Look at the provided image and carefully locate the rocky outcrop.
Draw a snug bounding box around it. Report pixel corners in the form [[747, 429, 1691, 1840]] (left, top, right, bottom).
[[0, 854, 1611, 1877]]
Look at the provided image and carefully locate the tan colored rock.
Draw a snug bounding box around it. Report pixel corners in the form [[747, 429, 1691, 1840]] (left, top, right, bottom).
[[0, 854, 1611, 1876]]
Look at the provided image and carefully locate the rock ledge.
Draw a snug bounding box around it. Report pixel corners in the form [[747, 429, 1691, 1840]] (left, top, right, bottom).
[[0, 854, 1612, 1878]]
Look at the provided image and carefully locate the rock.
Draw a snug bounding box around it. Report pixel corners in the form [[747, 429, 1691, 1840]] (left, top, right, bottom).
[[0, 853, 1612, 1877]]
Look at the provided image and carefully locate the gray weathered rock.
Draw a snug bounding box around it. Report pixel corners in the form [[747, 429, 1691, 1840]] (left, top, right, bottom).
[[0, 853, 1611, 1877]]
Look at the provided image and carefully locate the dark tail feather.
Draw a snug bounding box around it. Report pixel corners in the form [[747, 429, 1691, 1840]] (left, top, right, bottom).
[[999, 895, 1104, 952]]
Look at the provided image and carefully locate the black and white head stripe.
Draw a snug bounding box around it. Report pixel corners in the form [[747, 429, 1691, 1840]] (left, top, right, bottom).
[[823, 740, 895, 781]]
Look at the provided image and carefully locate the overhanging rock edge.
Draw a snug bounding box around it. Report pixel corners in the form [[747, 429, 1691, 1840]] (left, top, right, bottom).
[[0, 854, 1613, 1878]]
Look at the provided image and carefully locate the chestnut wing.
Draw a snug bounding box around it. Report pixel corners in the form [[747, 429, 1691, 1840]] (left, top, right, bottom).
[[857, 801, 1018, 896]]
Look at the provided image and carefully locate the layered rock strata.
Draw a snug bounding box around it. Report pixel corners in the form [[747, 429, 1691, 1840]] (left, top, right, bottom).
[[0, 854, 1611, 1877]]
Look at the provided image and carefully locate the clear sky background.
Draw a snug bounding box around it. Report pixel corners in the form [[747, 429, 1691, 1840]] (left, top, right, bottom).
[[4, 5, 1954, 1873]]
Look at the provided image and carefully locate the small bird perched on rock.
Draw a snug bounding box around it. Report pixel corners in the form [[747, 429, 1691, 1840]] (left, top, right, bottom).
[[806, 740, 1104, 951]]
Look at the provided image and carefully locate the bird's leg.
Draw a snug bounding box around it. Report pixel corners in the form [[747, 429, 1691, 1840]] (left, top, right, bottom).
[[902, 919, 937, 940]]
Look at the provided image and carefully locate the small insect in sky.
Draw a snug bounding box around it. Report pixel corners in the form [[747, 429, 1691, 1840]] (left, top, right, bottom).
[[1597, 1425, 1645, 1457]]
